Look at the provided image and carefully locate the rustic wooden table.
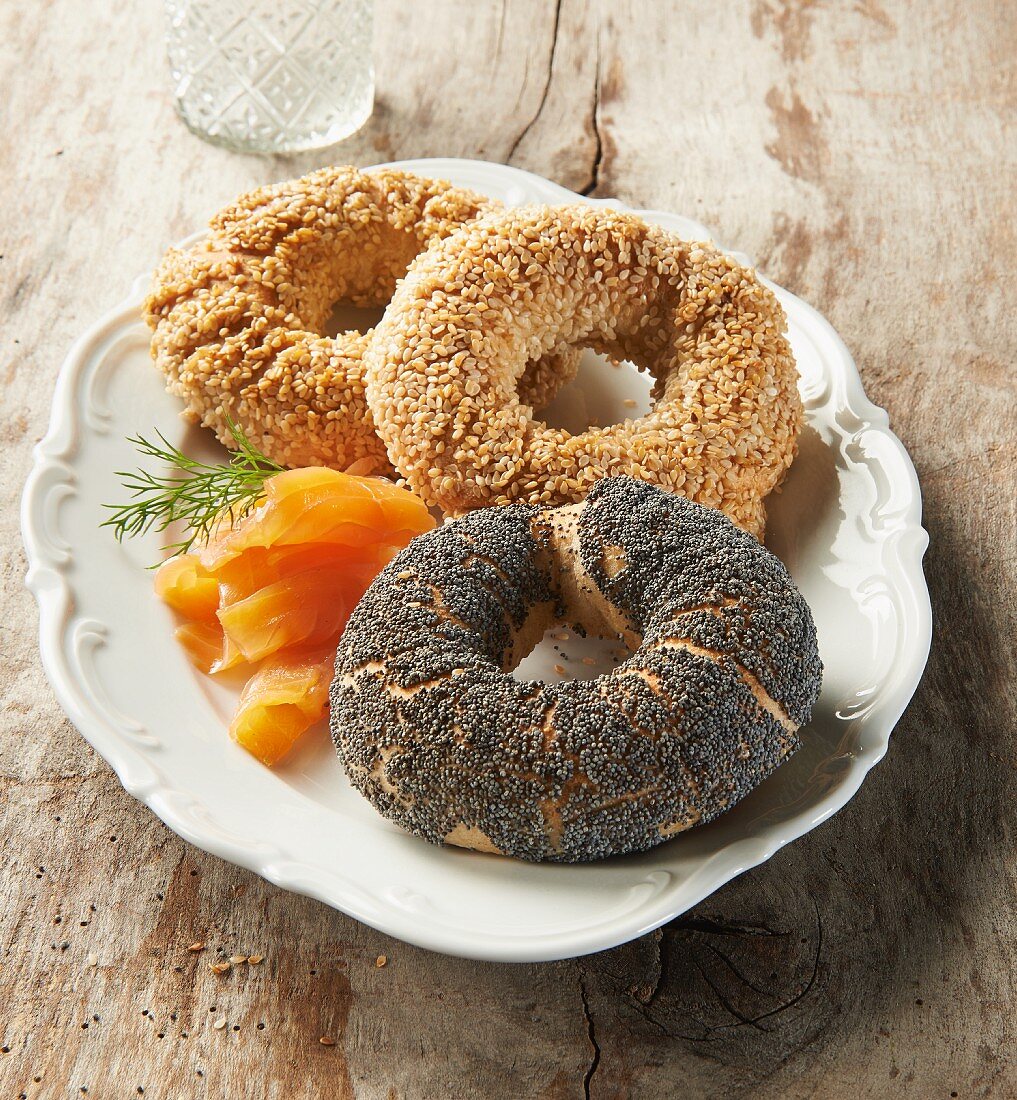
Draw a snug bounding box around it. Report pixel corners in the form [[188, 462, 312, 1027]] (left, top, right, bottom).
[[3, 1, 1014, 1097]]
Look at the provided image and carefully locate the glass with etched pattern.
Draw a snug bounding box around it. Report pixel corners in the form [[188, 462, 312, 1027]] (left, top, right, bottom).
[[163, 0, 374, 154]]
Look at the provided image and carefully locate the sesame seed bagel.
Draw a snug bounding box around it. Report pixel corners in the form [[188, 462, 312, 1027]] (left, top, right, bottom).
[[365, 204, 803, 536], [330, 478, 822, 863], [144, 167, 580, 473]]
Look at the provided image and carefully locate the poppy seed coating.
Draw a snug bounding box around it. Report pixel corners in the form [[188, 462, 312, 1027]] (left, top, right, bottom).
[[330, 478, 822, 863]]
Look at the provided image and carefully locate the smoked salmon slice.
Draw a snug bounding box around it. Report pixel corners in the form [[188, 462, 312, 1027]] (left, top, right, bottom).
[[156, 466, 434, 765], [155, 554, 219, 621], [174, 620, 224, 674], [201, 467, 433, 570], [229, 649, 335, 766], [174, 619, 245, 675], [218, 566, 353, 664]]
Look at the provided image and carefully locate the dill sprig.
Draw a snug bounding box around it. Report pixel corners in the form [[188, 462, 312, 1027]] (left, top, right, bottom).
[[102, 416, 283, 560]]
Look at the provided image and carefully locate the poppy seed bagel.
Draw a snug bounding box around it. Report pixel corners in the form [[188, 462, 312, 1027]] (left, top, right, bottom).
[[329, 478, 822, 863]]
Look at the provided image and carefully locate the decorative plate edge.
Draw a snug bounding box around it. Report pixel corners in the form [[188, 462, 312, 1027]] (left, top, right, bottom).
[[20, 158, 932, 962]]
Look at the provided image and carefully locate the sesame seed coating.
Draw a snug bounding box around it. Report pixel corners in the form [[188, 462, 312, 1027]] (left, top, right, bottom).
[[330, 478, 822, 863], [143, 167, 580, 473], [364, 204, 803, 538]]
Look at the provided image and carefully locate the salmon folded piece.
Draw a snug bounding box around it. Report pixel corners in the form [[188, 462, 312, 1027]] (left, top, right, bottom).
[[154, 554, 219, 620], [218, 566, 353, 664], [229, 650, 335, 766], [174, 620, 225, 674], [201, 467, 434, 569], [214, 544, 388, 608], [154, 466, 436, 765], [173, 620, 245, 675]]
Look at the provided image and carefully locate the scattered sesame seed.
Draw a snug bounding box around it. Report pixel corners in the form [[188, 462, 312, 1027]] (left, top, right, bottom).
[[209, 962, 231, 975], [319, 1036, 336, 1046], [212, 1016, 227, 1030], [247, 954, 264, 965], [375, 955, 387, 968], [187, 942, 205, 953]]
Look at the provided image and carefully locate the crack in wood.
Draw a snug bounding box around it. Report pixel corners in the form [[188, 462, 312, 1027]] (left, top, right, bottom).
[[625, 997, 712, 1043], [694, 957, 770, 1032], [704, 942, 785, 1000], [666, 915, 790, 938], [506, 0, 563, 162], [616, 901, 825, 1044], [580, 37, 603, 197], [708, 897, 824, 1032], [578, 966, 602, 1099]]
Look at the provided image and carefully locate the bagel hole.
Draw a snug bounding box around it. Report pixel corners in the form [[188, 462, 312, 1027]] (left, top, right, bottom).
[[512, 626, 633, 685], [323, 300, 387, 338], [537, 349, 653, 432]]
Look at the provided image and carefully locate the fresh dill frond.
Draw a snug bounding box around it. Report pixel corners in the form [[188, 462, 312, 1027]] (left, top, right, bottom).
[[102, 416, 283, 560]]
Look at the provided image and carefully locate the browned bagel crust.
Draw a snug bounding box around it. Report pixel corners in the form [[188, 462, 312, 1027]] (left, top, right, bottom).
[[143, 167, 579, 473], [365, 204, 803, 536], [330, 478, 822, 863]]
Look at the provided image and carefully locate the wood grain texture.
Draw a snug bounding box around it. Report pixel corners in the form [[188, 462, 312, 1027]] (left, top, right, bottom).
[[2, 0, 1014, 1096]]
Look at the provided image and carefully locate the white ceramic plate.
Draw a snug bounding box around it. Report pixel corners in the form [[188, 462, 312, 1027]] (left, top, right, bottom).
[[21, 159, 931, 962]]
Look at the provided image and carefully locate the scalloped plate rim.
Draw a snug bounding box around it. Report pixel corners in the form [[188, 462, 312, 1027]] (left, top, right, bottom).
[[21, 158, 932, 962]]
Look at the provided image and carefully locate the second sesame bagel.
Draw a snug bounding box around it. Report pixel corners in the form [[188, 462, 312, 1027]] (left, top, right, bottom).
[[365, 204, 803, 536], [144, 167, 580, 473]]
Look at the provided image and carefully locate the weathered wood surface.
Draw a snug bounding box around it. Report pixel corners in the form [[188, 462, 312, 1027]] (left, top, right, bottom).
[[2, 0, 1014, 1096]]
